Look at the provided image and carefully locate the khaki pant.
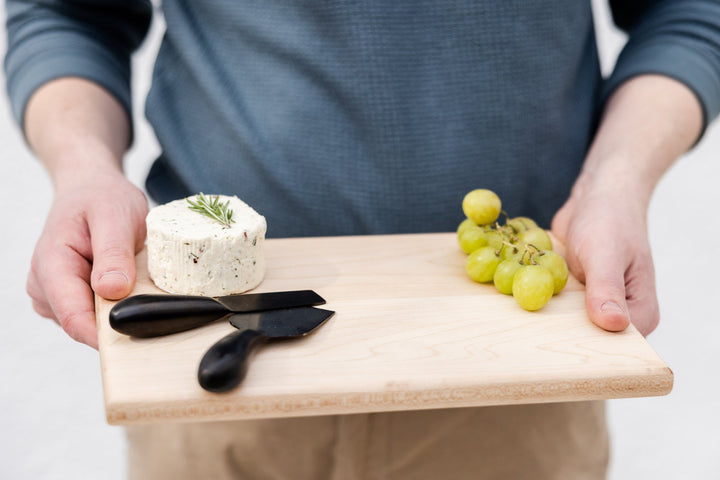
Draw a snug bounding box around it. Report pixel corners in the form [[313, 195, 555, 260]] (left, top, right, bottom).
[[127, 401, 608, 480]]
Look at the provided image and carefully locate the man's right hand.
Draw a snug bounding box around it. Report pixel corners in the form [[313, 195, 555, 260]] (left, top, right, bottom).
[[27, 172, 148, 348], [22, 77, 144, 349]]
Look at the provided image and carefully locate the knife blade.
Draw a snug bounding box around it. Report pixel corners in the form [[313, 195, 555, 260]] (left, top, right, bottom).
[[109, 290, 326, 338], [198, 306, 335, 393]]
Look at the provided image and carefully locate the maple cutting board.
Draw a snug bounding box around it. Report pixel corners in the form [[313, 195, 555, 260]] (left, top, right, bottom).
[[96, 233, 673, 425]]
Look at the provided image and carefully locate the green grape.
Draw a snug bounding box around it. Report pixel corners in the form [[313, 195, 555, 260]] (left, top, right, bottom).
[[499, 243, 524, 261], [512, 265, 554, 311], [458, 226, 488, 254], [462, 189, 501, 226], [456, 218, 477, 237], [485, 229, 504, 250], [466, 246, 502, 283], [518, 227, 553, 251], [534, 250, 568, 295], [506, 216, 538, 233], [493, 259, 523, 295]]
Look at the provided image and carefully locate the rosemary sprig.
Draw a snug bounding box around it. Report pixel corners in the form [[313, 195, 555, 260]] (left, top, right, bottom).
[[186, 193, 235, 228]]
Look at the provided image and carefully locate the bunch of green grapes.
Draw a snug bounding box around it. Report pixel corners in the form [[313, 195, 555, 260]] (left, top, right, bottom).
[[457, 189, 568, 311]]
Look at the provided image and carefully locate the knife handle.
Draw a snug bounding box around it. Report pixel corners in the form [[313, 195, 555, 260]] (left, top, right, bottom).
[[109, 294, 229, 338], [198, 329, 267, 393]]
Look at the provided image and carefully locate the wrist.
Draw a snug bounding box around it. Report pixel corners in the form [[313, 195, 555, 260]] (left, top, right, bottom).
[[568, 155, 654, 221], [50, 149, 126, 195], [570, 75, 703, 213]]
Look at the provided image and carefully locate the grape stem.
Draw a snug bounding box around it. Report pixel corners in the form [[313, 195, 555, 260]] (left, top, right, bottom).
[[523, 243, 543, 264], [499, 210, 511, 226]]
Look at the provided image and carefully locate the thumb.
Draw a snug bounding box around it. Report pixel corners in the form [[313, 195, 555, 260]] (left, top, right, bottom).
[[89, 214, 142, 300], [583, 255, 631, 332]]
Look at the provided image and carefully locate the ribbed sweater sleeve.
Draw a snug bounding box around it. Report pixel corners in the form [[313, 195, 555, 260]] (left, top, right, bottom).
[[606, 0, 720, 132], [3, 0, 152, 128]]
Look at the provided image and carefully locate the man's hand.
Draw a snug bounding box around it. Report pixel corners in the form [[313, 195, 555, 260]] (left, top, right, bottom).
[[27, 173, 148, 348], [23, 77, 142, 348], [551, 75, 703, 336], [551, 180, 657, 336]]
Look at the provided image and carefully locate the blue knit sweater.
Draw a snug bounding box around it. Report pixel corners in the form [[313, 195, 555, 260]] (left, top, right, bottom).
[[5, 1, 720, 237]]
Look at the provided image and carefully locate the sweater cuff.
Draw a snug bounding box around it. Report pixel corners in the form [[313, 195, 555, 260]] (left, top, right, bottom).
[[5, 31, 132, 130], [603, 41, 720, 137]]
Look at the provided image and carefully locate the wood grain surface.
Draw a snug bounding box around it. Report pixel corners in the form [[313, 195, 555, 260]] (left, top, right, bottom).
[[96, 233, 673, 425]]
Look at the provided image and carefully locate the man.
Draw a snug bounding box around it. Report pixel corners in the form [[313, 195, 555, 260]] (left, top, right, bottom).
[[5, 1, 719, 478]]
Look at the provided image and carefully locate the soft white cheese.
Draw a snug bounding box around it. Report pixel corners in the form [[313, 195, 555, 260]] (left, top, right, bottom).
[[146, 195, 267, 296]]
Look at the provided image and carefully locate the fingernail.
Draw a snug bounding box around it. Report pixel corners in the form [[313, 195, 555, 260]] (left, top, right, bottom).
[[99, 270, 129, 285], [601, 301, 624, 314]]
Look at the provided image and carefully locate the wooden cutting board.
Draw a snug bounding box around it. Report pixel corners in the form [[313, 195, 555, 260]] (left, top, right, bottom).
[[97, 233, 673, 425]]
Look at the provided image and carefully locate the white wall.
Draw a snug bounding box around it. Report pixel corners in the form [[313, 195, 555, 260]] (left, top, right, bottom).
[[1, 2, 718, 479]]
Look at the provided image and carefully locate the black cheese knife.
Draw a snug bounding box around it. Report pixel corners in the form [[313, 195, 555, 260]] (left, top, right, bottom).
[[109, 290, 326, 338], [198, 306, 335, 393]]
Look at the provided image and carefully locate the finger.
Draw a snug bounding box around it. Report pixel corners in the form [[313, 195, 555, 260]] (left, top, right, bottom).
[[28, 281, 57, 323], [27, 255, 58, 320], [39, 243, 98, 348], [549, 203, 570, 245], [624, 257, 660, 336], [581, 240, 631, 332], [88, 207, 141, 300], [31, 298, 54, 320], [26, 267, 47, 309]]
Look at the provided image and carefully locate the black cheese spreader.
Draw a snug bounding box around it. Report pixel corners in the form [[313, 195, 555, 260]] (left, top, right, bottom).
[[109, 290, 326, 338], [198, 306, 335, 393]]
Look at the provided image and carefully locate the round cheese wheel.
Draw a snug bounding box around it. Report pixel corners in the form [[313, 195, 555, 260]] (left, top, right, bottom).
[[146, 194, 267, 296]]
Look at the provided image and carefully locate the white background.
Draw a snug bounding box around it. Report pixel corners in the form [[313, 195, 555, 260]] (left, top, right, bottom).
[[1, 2, 719, 478]]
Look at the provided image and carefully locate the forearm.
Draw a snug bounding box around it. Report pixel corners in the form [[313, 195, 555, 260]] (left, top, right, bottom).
[[571, 74, 703, 206], [24, 77, 131, 190]]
